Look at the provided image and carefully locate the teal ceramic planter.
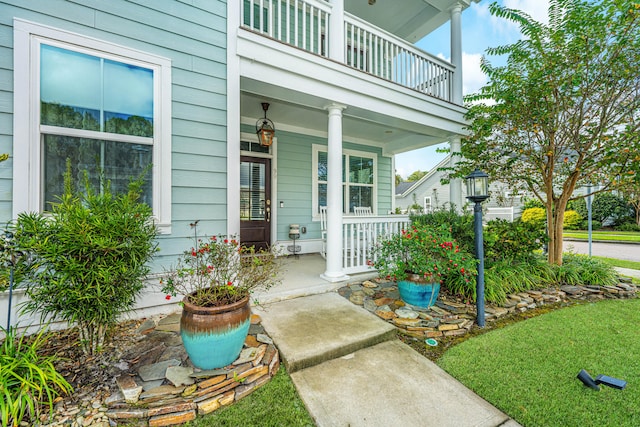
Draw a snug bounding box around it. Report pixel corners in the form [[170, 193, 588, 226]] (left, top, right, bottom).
[[397, 277, 440, 308], [180, 293, 251, 370]]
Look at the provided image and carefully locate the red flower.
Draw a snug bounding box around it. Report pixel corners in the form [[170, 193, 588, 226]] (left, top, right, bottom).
[[165, 295, 171, 300]]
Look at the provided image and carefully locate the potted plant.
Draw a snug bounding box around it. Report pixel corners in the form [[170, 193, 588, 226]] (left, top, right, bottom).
[[161, 222, 283, 370], [370, 223, 477, 308]]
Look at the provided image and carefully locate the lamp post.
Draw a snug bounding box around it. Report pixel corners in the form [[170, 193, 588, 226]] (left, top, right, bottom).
[[465, 169, 489, 327]]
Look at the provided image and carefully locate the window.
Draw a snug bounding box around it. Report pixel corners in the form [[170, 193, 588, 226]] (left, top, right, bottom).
[[13, 20, 172, 232], [313, 145, 376, 216], [424, 196, 432, 213]]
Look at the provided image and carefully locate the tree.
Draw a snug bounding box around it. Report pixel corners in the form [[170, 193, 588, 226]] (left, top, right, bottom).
[[459, 0, 640, 264], [618, 158, 640, 226], [395, 173, 403, 185], [407, 170, 428, 182]]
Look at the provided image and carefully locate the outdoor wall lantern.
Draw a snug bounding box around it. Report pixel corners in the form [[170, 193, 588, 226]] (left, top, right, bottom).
[[465, 169, 489, 327], [256, 102, 275, 147]]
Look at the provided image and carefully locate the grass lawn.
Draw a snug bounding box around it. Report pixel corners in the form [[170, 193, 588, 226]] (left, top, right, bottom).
[[438, 299, 640, 427], [592, 256, 640, 271], [564, 230, 640, 243], [186, 367, 314, 426]]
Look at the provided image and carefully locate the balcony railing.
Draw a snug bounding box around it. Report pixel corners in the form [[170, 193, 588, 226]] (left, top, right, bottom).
[[241, 0, 455, 102], [342, 215, 410, 274]]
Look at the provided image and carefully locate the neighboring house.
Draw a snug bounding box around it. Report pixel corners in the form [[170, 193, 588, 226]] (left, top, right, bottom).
[[1, 1, 478, 321], [395, 155, 525, 221]]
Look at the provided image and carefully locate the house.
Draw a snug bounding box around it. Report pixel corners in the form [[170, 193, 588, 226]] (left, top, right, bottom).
[[1, 0, 479, 322], [395, 155, 525, 221]]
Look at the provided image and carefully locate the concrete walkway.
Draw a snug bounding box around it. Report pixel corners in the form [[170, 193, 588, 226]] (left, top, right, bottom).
[[256, 293, 520, 427]]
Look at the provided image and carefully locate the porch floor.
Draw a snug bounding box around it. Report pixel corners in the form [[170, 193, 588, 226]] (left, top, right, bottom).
[[251, 254, 378, 306]]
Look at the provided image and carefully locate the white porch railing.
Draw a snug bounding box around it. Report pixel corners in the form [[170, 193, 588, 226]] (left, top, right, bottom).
[[486, 207, 521, 222], [342, 215, 410, 274], [344, 14, 454, 101], [241, 0, 455, 102]]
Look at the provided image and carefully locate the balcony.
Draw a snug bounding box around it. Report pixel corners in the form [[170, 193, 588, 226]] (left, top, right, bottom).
[[241, 0, 455, 103]]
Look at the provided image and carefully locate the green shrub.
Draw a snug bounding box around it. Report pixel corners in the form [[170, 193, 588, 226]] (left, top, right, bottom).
[[0, 327, 72, 427], [410, 208, 475, 254], [14, 164, 159, 355], [572, 193, 633, 226], [484, 219, 546, 263], [448, 256, 553, 304], [616, 222, 640, 232], [577, 219, 602, 230], [553, 254, 618, 287], [522, 197, 545, 210], [562, 210, 582, 230], [521, 207, 546, 226]]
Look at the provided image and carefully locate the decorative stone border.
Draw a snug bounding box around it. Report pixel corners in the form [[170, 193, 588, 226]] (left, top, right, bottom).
[[338, 277, 638, 339], [99, 313, 279, 426]]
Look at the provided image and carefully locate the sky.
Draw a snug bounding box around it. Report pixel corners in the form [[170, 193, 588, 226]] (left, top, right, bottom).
[[394, 0, 551, 180]]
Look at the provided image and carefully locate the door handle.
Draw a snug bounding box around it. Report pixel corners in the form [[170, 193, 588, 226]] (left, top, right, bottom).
[[266, 206, 271, 222]]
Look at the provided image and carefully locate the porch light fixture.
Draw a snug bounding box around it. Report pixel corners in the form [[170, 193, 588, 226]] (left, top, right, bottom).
[[465, 169, 489, 327], [256, 102, 275, 147]]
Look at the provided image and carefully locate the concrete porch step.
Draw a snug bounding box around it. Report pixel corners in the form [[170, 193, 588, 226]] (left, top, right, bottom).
[[255, 292, 396, 373]]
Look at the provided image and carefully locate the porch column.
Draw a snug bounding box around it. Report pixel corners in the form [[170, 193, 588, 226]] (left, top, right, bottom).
[[450, 137, 462, 210], [450, 3, 463, 104], [449, 3, 463, 211], [322, 103, 349, 282], [328, 0, 345, 62]]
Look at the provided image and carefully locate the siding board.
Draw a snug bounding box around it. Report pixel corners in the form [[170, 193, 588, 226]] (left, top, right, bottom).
[[2, 0, 229, 265]]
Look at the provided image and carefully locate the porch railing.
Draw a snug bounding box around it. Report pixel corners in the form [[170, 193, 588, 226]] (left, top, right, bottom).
[[485, 207, 521, 222], [344, 14, 454, 101], [241, 0, 455, 102], [342, 215, 410, 274]]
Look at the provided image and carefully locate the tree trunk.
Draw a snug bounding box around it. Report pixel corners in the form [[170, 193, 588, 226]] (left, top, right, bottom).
[[546, 199, 568, 265]]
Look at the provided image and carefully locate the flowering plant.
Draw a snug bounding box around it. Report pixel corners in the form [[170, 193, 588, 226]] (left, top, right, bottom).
[[370, 223, 477, 285], [160, 223, 283, 308]]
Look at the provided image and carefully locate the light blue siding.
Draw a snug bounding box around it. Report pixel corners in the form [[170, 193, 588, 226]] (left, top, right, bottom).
[[0, 0, 229, 267]]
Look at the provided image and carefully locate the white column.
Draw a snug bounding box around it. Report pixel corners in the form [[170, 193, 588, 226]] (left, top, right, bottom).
[[322, 103, 349, 282], [328, 0, 345, 62], [450, 3, 463, 104], [449, 136, 462, 210], [449, 3, 463, 210]]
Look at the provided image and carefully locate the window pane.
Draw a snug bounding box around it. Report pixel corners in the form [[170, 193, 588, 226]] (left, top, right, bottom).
[[41, 45, 101, 130], [349, 186, 372, 213], [40, 44, 153, 137], [318, 183, 327, 212], [104, 59, 153, 137], [43, 135, 152, 211], [318, 151, 327, 181], [349, 156, 373, 184], [240, 161, 266, 221]]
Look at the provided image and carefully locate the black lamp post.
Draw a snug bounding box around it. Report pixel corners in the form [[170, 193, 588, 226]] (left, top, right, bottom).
[[465, 169, 489, 327]]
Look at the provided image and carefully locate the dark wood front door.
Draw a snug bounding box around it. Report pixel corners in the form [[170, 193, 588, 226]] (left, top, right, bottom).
[[240, 156, 271, 250]]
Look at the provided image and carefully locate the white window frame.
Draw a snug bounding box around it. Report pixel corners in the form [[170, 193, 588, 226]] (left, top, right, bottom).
[[423, 196, 432, 213], [312, 144, 377, 218], [13, 19, 172, 233]]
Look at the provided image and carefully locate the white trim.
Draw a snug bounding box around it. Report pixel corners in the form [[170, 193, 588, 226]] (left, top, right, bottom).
[[312, 144, 378, 219], [13, 19, 172, 233], [227, 3, 241, 237]]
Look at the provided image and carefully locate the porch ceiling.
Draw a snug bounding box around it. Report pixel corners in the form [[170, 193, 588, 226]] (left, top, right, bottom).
[[345, 0, 479, 43], [240, 90, 452, 155]]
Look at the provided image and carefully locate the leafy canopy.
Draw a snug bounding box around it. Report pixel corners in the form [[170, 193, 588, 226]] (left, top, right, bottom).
[[458, 0, 640, 263]]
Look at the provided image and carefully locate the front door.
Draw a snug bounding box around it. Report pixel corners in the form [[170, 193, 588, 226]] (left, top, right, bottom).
[[240, 156, 271, 250]]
